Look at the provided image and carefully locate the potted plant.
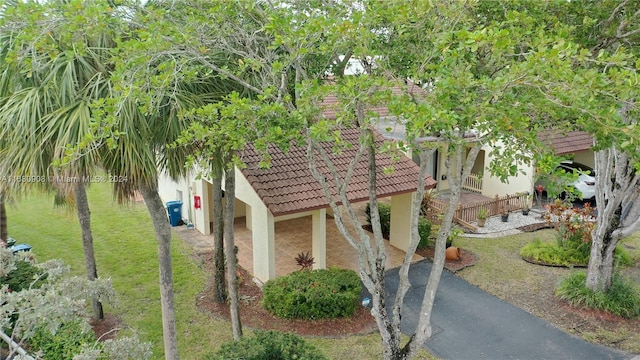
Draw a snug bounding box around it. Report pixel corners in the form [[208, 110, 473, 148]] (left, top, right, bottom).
[[500, 207, 509, 222], [445, 228, 463, 261], [477, 207, 488, 227]]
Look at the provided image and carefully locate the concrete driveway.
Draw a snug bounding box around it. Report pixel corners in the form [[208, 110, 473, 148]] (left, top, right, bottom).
[[381, 260, 635, 360]]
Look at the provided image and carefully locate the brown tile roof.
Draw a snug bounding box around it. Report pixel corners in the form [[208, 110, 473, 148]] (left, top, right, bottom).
[[538, 130, 593, 155], [239, 127, 436, 217]]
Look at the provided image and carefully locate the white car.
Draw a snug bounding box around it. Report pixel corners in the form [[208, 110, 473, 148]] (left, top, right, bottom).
[[537, 161, 596, 200]]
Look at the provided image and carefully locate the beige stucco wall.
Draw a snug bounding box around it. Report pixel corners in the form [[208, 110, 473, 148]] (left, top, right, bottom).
[[481, 143, 535, 197], [234, 168, 276, 281], [572, 150, 595, 168], [389, 192, 414, 251], [158, 171, 190, 213]]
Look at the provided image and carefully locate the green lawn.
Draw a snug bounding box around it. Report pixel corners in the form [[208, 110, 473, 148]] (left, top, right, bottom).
[[6, 183, 434, 359], [7, 184, 231, 358]]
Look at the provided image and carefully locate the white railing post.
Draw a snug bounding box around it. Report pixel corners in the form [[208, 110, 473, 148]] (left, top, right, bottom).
[[462, 173, 482, 193], [0, 330, 36, 360]]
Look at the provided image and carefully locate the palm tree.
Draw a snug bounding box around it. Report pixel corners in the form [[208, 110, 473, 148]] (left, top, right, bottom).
[[2, 1, 231, 357], [0, 1, 119, 321], [98, 84, 215, 359]]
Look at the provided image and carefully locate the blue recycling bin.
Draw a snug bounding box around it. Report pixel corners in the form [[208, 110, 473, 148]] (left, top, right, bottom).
[[166, 200, 183, 226], [10, 243, 32, 254]]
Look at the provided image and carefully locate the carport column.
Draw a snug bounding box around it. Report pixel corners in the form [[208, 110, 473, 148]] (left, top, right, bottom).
[[252, 206, 275, 282], [245, 203, 252, 230], [389, 192, 415, 252], [312, 208, 326, 270]]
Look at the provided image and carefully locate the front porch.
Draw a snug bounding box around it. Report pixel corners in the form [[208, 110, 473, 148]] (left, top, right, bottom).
[[426, 190, 530, 231], [235, 215, 422, 278], [175, 206, 424, 280]]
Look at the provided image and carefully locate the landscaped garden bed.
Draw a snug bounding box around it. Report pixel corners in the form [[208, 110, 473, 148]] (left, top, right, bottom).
[[196, 253, 377, 337]]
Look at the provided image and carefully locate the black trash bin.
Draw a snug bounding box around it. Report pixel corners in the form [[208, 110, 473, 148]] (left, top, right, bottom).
[[166, 200, 183, 226]]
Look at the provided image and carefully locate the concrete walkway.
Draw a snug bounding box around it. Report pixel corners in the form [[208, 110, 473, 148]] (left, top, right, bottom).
[[382, 260, 636, 360]]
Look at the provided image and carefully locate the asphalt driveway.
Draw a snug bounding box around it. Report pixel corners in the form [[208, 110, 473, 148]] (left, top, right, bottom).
[[381, 260, 636, 360]]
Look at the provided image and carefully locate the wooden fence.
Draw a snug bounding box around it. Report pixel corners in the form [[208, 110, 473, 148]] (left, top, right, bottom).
[[425, 192, 530, 230]]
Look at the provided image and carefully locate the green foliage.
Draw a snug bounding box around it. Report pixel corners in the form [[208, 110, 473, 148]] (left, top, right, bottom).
[[262, 268, 361, 320], [477, 207, 489, 220], [615, 247, 634, 267], [521, 202, 603, 266], [366, 203, 431, 248], [520, 239, 589, 266], [521, 240, 633, 268], [556, 272, 640, 319], [365, 203, 392, 239], [0, 258, 47, 292], [417, 218, 432, 249], [206, 330, 327, 360], [30, 321, 97, 360]]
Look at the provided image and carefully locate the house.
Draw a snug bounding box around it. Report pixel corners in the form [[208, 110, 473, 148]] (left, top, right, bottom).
[[369, 112, 596, 229], [374, 116, 595, 197], [158, 127, 436, 282], [538, 130, 594, 167], [372, 117, 535, 199]]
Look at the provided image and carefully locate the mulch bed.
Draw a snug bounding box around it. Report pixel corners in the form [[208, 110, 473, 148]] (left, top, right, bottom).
[[90, 314, 122, 341], [415, 247, 477, 272], [362, 224, 478, 272], [196, 252, 378, 338], [521, 256, 588, 268]]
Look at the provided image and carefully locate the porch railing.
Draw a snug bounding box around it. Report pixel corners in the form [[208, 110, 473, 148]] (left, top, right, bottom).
[[425, 192, 530, 231], [462, 173, 482, 193]]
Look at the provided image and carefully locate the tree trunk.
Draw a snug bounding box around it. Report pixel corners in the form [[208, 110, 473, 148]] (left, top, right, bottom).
[[0, 191, 7, 244], [362, 131, 402, 358], [585, 236, 616, 292], [138, 181, 180, 360], [73, 181, 104, 321], [224, 167, 242, 340], [586, 204, 621, 292], [585, 146, 640, 293], [404, 144, 481, 358], [212, 174, 227, 303]]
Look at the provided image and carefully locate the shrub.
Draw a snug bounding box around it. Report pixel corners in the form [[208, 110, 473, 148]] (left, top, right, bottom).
[[520, 240, 633, 267], [556, 272, 640, 319], [30, 321, 98, 360], [544, 200, 595, 247], [417, 218, 432, 249], [365, 203, 391, 238], [615, 246, 634, 266], [366, 202, 432, 248], [206, 330, 327, 360], [0, 258, 47, 292], [520, 239, 590, 266], [263, 268, 361, 319]]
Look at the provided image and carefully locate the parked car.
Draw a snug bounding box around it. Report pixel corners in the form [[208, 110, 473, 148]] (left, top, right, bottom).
[[536, 161, 596, 200]]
